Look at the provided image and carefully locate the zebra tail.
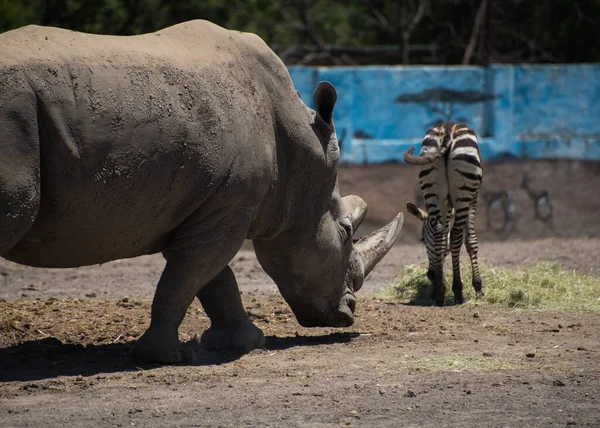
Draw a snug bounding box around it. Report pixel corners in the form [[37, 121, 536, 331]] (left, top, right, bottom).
[[402, 146, 443, 165]]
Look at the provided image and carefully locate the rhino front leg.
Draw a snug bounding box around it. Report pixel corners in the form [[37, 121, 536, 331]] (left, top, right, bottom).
[[131, 258, 207, 363], [197, 265, 265, 352], [131, 208, 252, 363]]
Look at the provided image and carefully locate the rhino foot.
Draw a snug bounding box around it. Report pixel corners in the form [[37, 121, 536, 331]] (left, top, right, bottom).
[[131, 328, 197, 364], [201, 318, 265, 352]]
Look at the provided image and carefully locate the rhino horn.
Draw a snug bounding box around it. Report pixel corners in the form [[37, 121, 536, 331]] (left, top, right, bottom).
[[342, 195, 368, 232], [355, 213, 404, 279]]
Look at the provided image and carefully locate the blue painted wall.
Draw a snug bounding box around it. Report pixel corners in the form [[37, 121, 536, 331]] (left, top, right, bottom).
[[288, 64, 600, 163]]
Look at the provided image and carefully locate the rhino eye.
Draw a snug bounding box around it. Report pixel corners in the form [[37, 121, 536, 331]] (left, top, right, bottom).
[[340, 219, 353, 241]]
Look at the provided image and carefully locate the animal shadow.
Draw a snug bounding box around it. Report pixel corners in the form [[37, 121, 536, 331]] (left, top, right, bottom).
[[402, 277, 463, 307], [1, 332, 360, 382], [265, 331, 359, 351]]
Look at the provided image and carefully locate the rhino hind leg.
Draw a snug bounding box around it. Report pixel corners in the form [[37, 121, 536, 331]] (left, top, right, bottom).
[[0, 185, 40, 256], [0, 92, 41, 256], [197, 265, 265, 352]]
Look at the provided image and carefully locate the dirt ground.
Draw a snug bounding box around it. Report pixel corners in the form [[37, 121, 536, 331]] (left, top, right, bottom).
[[1, 160, 599, 427]]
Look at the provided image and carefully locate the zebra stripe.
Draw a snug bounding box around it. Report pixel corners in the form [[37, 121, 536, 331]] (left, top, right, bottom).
[[404, 122, 483, 306], [457, 170, 482, 181], [453, 138, 479, 149], [419, 168, 434, 178], [453, 153, 482, 168]]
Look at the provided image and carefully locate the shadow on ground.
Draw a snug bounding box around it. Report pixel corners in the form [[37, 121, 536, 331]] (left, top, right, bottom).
[[0, 332, 360, 382], [397, 278, 463, 307]]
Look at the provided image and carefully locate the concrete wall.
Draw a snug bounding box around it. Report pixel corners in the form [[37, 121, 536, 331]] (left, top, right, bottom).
[[288, 64, 600, 163]]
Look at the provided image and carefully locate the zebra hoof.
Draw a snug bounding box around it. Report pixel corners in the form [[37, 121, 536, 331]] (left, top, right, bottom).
[[475, 290, 484, 299], [431, 292, 445, 306], [454, 295, 465, 305]]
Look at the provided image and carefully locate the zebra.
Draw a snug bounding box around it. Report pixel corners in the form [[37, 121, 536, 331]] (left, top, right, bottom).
[[403, 122, 483, 306]]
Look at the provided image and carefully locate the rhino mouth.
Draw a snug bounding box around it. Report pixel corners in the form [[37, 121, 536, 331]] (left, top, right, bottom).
[[294, 291, 356, 328], [335, 291, 357, 327], [291, 212, 405, 329]]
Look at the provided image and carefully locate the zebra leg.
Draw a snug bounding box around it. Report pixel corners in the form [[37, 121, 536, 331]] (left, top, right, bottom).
[[427, 267, 446, 306], [465, 204, 483, 298], [443, 203, 454, 259], [426, 221, 447, 307], [449, 224, 465, 304]]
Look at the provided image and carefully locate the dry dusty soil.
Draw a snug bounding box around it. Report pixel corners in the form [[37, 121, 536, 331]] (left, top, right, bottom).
[[1, 160, 599, 427]]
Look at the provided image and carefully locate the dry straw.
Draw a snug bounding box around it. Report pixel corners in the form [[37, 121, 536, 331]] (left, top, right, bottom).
[[389, 261, 600, 313]]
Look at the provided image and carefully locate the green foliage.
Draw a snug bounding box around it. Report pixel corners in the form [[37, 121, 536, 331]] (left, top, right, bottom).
[[388, 263, 432, 302], [387, 261, 600, 313], [1, 0, 598, 63]]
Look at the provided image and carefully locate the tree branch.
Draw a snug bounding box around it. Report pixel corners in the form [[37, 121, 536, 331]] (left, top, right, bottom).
[[462, 0, 487, 65], [364, 0, 396, 35], [402, 0, 428, 64]]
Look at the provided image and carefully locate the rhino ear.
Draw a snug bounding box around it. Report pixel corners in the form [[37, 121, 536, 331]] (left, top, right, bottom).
[[342, 195, 367, 232], [313, 81, 337, 126]]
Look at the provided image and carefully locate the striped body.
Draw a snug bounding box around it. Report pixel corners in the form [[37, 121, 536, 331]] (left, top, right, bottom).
[[404, 122, 483, 305]]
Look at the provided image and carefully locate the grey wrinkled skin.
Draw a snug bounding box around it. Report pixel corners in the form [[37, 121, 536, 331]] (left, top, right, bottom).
[[0, 20, 403, 363]]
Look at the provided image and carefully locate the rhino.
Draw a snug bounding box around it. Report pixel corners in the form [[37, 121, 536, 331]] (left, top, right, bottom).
[[0, 20, 403, 363]]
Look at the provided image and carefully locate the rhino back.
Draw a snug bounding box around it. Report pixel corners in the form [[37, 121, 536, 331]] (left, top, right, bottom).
[[0, 21, 284, 267]]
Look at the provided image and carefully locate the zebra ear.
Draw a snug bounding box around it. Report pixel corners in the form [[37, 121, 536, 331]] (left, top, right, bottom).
[[406, 202, 427, 221]]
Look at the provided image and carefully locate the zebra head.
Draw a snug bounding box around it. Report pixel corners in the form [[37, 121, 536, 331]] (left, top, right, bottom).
[[406, 203, 445, 255], [406, 202, 448, 305]]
